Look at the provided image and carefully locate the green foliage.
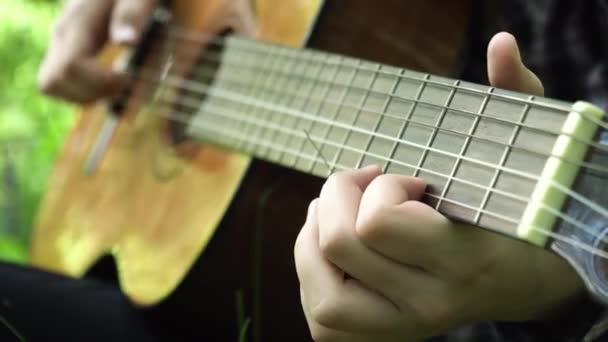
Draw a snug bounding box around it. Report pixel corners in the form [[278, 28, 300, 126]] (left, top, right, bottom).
[[0, 0, 74, 263]]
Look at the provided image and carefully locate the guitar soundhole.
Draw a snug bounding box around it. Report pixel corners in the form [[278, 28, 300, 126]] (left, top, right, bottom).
[[164, 28, 234, 158]]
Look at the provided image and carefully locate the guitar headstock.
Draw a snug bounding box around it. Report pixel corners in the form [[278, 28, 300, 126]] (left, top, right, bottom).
[[547, 102, 608, 305]]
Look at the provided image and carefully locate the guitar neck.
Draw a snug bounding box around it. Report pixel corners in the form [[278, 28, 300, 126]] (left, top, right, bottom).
[[171, 35, 600, 244]]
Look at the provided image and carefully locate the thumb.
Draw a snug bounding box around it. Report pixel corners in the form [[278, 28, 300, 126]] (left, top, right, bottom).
[[110, 0, 157, 45], [487, 32, 544, 96]]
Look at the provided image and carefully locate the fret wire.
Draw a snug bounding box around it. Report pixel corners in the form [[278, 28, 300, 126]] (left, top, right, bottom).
[[156, 71, 608, 220], [206, 39, 601, 140], [225, 50, 255, 150], [201, 54, 571, 140], [474, 96, 534, 223], [300, 56, 343, 173], [188, 97, 526, 203], [162, 48, 608, 231], [291, 53, 333, 169], [171, 73, 608, 217], [308, 57, 355, 177], [383, 72, 428, 173], [242, 44, 285, 154], [232, 48, 274, 151], [153, 41, 608, 165], [166, 30, 574, 114], [220, 57, 247, 149], [274, 50, 317, 165], [180, 62, 608, 170], [333, 63, 381, 169], [254, 44, 298, 159], [188, 106, 523, 227], [354, 68, 402, 170], [179, 103, 599, 239], [413, 80, 460, 178], [323, 61, 361, 175], [284, 51, 324, 167], [187, 103, 506, 209], [161, 30, 608, 159], [436, 87, 494, 211], [160, 58, 608, 234], [175, 92, 608, 252], [329, 60, 364, 169], [158, 72, 547, 183], [182, 91, 601, 238]]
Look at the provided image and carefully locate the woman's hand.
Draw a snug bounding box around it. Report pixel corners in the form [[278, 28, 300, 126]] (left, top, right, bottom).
[[37, 0, 156, 103], [294, 32, 585, 341]]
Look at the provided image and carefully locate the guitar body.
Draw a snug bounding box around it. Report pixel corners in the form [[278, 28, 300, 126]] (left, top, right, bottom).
[[31, 0, 472, 340]]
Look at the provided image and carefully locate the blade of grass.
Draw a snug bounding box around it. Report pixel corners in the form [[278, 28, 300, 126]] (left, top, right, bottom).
[[0, 315, 26, 342]]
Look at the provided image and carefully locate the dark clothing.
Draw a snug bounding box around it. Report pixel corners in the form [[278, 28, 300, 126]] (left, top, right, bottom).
[[436, 0, 608, 340]]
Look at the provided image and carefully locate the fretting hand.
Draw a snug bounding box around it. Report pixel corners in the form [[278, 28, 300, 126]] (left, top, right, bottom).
[[294, 32, 585, 342], [37, 0, 156, 103]]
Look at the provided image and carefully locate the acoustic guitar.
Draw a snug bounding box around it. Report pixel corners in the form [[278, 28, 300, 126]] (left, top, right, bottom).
[[29, 0, 608, 340]]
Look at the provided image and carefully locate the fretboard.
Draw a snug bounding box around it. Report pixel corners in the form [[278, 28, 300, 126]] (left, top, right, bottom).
[[170, 36, 578, 239]]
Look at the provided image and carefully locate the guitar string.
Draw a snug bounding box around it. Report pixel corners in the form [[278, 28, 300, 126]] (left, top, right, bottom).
[[154, 94, 600, 240], [128, 69, 608, 242], [154, 25, 608, 134], [131, 68, 608, 222], [164, 26, 576, 112], [137, 55, 608, 176], [147, 100, 608, 260], [139, 29, 608, 157]]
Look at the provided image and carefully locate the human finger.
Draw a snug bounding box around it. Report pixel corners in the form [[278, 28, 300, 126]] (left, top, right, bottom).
[[355, 174, 426, 226], [110, 0, 158, 45], [295, 200, 400, 333], [487, 31, 544, 96], [355, 175, 451, 270], [317, 165, 381, 251], [49, 58, 129, 103], [357, 197, 454, 273], [317, 166, 436, 302], [38, 0, 126, 103]]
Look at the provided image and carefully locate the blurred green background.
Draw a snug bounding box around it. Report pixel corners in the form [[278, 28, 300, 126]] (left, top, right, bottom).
[[0, 0, 74, 263]]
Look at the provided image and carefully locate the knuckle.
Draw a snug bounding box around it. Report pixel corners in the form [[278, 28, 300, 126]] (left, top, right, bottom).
[[319, 226, 350, 262], [62, 59, 80, 77], [369, 173, 405, 191], [311, 299, 342, 329], [37, 69, 61, 95], [370, 173, 395, 186], [37, 61, 73, 95], [323, 172, 345, 191], [355, 206, 390, 242]]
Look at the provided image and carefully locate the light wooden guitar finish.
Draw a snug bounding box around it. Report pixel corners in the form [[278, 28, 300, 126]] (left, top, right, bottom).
[[30, 0, 322, 306]]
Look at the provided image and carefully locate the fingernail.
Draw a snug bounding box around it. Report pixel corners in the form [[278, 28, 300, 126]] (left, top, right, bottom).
[[361, 164, 382, 173], [111, 25, 138, 44]]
